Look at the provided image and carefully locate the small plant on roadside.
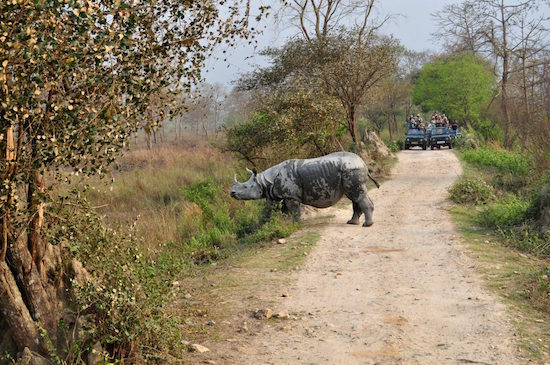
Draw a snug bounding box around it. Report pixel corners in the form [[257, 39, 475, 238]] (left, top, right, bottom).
[[497, 225, 550, 257], [449, 177, 495, 205], [479, 194, 531, 228], [385, 139, 403, 152], [524, 266, 550, 313]]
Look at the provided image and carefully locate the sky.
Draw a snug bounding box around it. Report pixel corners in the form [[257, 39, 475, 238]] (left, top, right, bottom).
[[202, 0, 453, 87]]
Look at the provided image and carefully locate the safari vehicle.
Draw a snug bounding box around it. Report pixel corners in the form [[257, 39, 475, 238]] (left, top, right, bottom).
[[429, 127, 452, 149], [404, 128, 427, 150]]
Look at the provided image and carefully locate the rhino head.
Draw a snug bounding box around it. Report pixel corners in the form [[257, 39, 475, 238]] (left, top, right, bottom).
[[230, 167, 263, 200]]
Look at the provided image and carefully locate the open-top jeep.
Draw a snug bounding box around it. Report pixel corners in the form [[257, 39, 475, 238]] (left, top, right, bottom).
[[404, 128, 427, 150], [429, 127, 452, 149]]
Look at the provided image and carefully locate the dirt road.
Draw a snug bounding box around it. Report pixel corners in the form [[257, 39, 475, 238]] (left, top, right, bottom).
[[222, 149, 523, 365]]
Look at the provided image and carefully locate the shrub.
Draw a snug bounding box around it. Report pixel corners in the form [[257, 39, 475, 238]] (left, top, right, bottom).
[[498, 225, 550, 257], [462, 147, 532, 176], [526, 266, 550, 312], [225, 91, 345, 169], [251, 212, 300, 243], [479, 194, 531, 228], [385, 139, 403, 152], [61, 145, 301, 362], [449, 177, 495, 204], [453, 131, 479, 150], [470, 118, 503, 142], [51, 198, 188, 363]]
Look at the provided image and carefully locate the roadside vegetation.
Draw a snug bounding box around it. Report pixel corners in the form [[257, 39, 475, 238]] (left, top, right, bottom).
[[449, 145, 550, 358]]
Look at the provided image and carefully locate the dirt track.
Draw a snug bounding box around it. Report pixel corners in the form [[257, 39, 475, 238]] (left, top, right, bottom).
[[222, 149, 523, 364]]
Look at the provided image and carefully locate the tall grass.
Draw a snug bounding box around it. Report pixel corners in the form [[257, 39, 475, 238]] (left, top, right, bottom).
[[73, 140, 299, 361], [87, 142, 264, 248], [453, 144, 550, 320], [461, 146, 532, 176], [453, 145, 550, 257]]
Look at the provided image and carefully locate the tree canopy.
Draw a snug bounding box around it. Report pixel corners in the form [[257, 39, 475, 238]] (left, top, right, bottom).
[[0, 0, 265, 357], [412, 53, 494, 125]]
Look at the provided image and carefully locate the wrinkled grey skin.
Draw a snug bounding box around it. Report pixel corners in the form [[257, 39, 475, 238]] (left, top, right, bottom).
[[230, 152, 379, 227]]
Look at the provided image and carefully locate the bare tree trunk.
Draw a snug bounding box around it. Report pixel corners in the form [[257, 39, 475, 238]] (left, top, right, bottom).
[[501, 60, 513, 147], [0, 261, 46, 353], [347, 104, 358, 145], [520, 55, 530, 150], [145, 130, 151, 149], [389, 114, 395, 140], [202, 118, 209, 140]]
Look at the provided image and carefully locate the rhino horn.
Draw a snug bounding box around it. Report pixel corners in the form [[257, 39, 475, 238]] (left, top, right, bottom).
[[233, 173, 238, 184]]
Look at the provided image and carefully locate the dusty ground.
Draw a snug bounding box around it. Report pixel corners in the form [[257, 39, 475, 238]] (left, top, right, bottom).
[[192, 149, 526, 364]]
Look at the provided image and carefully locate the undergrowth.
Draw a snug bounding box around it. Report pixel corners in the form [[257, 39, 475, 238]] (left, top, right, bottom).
[[53, 142, 300, 363], [452, 144, 550, 318], [449, 177, 495, 205], [461, 146, 532, 176]]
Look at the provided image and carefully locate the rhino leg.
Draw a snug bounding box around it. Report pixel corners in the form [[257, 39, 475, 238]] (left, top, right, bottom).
[[347, 202, 362, 225], [357, 194, 374, 227], [284, 199, 301, 222], [346, 192, 374, 227]]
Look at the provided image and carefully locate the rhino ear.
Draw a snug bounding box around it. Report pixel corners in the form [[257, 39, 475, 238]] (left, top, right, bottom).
[[246, 167, 255, 175], [252, 167, 257, 175]]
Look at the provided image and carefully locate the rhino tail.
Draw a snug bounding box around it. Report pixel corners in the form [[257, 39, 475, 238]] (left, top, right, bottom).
[[368, 172, 380, 189]]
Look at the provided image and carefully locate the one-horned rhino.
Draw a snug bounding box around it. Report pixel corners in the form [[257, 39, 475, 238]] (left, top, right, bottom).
[[230, 151, 379, 226]]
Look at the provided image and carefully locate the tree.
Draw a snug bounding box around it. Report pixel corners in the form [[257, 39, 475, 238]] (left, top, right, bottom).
[[0, 0, 265, 358], [432, 2, 485, 54], [225, 90, 345, 169], [365, 76, 411, 140], [412, 54, 495, 126], [279, 0, 398, 146], [238, 31, 398, 146], [433, 0, 550, 147]]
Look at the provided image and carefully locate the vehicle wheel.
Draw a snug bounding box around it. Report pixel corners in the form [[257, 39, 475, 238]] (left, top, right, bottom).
[[449, 143, 453, 149], [430, 145, 434, 150], [422, 143, 427, 150]]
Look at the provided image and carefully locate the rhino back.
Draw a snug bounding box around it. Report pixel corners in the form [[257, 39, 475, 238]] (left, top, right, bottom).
[[301, 152, 370, 205], [269, 152, 369, 207]]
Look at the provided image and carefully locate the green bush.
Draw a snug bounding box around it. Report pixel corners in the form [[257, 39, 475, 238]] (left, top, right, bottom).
[[479, 194, 531, 228], [181, 180, 300, 263], [225, 91, 345, 170], [52, 199, 188, 363], [58, 178, 299, 361], [498, 225, 550, 257], [385, 139, 403, 152], [251, 212, 300, 243], [462, 147, 532, 176], [470, 118, 503, 142], [449, 177, 495, 204]]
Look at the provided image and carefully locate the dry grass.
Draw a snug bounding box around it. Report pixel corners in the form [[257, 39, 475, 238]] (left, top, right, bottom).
[[85, 140, 243, 247]]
